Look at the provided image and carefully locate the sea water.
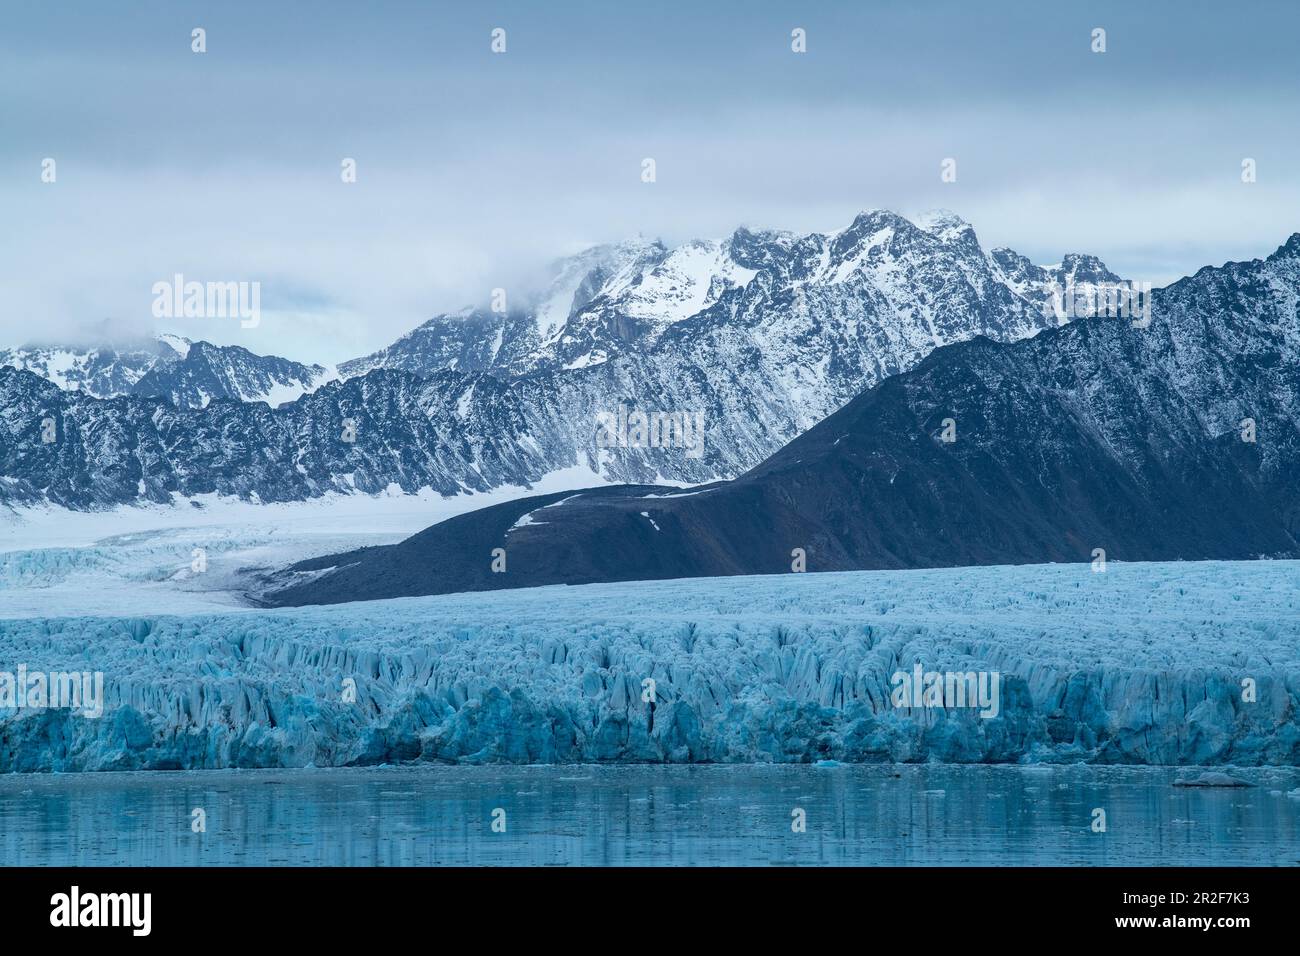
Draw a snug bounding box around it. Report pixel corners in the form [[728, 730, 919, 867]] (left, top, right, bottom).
[[1, 763, 1297, 866]]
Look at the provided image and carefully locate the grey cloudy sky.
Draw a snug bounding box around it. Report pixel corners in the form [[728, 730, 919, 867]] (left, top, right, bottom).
[[2, 0, 1298, 363]]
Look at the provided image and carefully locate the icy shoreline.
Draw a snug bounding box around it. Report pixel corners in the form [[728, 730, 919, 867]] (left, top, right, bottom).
[[1, 561, 1297, 771]]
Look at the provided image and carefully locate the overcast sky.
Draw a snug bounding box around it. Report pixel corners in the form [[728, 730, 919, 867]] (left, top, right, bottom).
[[3, 0, 1298, 364]]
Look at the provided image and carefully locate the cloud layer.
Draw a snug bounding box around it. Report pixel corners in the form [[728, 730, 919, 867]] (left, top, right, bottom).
[[3, 0, 1297, 362]]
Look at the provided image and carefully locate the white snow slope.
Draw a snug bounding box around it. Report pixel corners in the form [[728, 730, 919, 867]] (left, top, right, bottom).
[[1, 560, 1297, 771]]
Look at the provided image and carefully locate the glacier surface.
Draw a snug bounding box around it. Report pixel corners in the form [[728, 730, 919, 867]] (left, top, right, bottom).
[[1, 560, 1298, 771], [0, 465, 617, 618]]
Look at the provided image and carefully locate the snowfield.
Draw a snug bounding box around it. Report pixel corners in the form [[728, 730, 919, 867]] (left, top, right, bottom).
[[1, 560, 1297, 771]]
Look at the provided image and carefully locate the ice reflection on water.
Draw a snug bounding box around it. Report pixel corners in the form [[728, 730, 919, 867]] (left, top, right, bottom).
[[1, 763, 1297, 866]]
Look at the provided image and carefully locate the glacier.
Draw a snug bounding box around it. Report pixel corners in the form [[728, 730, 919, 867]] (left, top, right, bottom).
[[0, 465, 617, 618], [1, 560, 1298, 771]]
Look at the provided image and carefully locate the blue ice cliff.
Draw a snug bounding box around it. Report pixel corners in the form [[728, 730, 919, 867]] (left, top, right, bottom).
[[1, 561, 1298, 771]]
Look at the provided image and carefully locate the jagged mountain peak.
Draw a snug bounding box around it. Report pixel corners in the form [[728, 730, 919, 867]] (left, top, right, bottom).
[[830, 208, 921, 253], [155, 333, 192, 359], [913, 208, 978, 243], [814, 209, 1022, 294], [989, 246, 1032, 269], [725, 226, 797, 273], [842, 207, 914, 231], [343, 208, 1121, 383], [1269, 232, 1300, 260], [0, 334, 330, 410], [1057, 252, 1121, 284]]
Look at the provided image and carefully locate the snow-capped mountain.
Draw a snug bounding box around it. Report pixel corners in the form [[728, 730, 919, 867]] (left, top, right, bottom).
[[0, 365, 576, 508], [345, 210, 1094, 382], [1, 211, 1128, 509], [260, 232, 1300, 604], [0, 338, 180, 398], [988, 248, 1123, 317], [337, 238, 669, 378], [130, 340, 332, 409], [0, 335, 331, 409], [329, 211, 1133, 489]]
